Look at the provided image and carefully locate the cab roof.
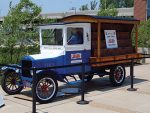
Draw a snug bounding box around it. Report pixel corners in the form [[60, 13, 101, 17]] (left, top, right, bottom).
[[60, 15, 140, 24]]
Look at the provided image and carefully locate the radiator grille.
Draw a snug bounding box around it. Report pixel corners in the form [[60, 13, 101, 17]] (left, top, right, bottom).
[[22, 60, 32, 77]]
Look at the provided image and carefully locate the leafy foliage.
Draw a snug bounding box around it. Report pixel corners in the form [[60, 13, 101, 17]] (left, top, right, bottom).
[[99, 0, 133, 8], [79, 0, 98, 10], [90, 0, 98, 10], [79, 0, 134, 16], [0, 0, 41, 64], [97, 4, 118, 16], [97, 0, 118, 16], [79, 4, 89, 11], [138, 19, 150, 47]]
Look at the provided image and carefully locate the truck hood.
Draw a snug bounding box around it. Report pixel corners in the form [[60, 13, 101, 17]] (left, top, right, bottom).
[[23, 50, 64, 61], [22, 50, 65, 68]]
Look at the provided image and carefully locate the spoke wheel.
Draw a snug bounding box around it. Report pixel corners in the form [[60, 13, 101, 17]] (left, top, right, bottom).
[[36, 74, 58, 104], [1, 70, 23, 95], [109, 65, 126, 86]]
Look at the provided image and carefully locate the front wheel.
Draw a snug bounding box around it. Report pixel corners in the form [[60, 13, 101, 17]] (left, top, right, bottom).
[[1, 70, 23, 95], [109, 65, 126, 86], [36, 74, 58, 104]]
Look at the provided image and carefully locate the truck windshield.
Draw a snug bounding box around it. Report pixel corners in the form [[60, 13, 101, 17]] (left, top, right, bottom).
[[42, 28, 63, 45]]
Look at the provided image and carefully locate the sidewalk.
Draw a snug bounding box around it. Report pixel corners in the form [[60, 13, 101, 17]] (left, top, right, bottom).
[[0, 62, 150, 113]]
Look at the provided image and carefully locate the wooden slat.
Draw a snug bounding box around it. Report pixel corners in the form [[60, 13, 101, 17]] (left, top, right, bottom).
[[135, 25, 138, 52], [89, 53, 141, 67], [98, 20, 139, 25], [101, 39, 132, 49], [97, 22, 101, 57], [117, 32, 130, 39], [61, 15, 140, 25], [99, 47, 136, 57], [61, 16, 97, 23]]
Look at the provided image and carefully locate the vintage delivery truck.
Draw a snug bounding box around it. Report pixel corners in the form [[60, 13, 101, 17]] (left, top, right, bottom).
[[1, 15, 141, 103]]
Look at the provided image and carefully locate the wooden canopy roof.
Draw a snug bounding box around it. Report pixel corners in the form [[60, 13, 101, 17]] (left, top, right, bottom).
[[61, 15, 140, 24]]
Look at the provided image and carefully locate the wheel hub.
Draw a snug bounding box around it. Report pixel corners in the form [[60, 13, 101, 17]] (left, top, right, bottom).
[[41, 85, 49, 93], [11, 79, 16, 85], [115, 70, 121, 81]]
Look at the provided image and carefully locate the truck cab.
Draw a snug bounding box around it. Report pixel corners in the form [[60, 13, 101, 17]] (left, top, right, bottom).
[[21, 23, 91, 79], [40, 22, 91, 73]]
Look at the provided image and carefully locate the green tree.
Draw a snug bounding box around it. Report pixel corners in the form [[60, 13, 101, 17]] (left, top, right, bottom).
[[79, 0, 98, 10], [138, 19, 150, 47], [0, 0, 41, 63], [79, 4, 89, 11], [99, 0, 133, 8], [98, 0, 118, 16], [90, 0, 98, 10], [117, 0, 134, 8]]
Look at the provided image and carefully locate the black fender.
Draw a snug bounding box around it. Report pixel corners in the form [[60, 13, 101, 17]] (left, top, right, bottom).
[[36, 70, 65, 82], [0, 64, 20, 76]]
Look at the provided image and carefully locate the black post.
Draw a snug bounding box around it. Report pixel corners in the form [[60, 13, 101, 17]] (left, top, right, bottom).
[[77, 64, 89, 105], [127, 59, 137, 91], [32, 67, 37, 113]]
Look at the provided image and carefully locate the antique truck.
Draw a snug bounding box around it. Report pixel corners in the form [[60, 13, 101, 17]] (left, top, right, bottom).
[[1, 15, 141, 103]]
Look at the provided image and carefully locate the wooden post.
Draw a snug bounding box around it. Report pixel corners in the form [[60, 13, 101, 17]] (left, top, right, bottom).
[[97, 22, 101, 58], [135, 24, 138, 53]]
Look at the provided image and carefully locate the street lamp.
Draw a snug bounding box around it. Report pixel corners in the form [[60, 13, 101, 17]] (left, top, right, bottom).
[[70, 7, 77, 15]]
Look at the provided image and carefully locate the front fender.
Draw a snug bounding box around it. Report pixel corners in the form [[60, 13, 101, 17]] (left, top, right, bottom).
[[0, 64, 20, 76], [36, 70, 65, 82]]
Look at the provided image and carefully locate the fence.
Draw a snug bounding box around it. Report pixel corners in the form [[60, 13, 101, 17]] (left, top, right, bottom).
[[0, 54, 150, 113]]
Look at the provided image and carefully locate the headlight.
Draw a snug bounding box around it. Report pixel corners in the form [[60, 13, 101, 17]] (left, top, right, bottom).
[[30, 70, 33, 76], [1, 66, 7, 71], [15, 69, 20, 73], [0, 67, 7, 76]]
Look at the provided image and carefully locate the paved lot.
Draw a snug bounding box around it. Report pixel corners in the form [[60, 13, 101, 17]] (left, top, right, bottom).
[[0, 59, 150, 113]]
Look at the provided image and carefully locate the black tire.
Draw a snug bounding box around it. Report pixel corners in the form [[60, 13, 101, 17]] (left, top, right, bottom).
[[1, 70, 23, 95], [78, 74, 94, 82], [109, 65, 126, 86], [35, 74, 58, 104]]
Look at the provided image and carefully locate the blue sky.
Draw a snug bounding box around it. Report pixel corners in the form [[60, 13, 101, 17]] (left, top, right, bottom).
[[0, 0, 99, 16]]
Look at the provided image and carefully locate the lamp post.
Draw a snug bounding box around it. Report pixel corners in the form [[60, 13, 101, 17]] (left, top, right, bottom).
[[70, 7, 77, 15]]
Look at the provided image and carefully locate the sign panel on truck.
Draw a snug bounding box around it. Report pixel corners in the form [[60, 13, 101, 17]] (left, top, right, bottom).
[[104, 30, 118, 49]]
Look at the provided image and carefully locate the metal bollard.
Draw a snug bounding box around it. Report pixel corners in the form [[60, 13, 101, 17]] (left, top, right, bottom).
[[32, 68, 37, 113], [127, 59, 137, 91], [77, 64, 89, 105]]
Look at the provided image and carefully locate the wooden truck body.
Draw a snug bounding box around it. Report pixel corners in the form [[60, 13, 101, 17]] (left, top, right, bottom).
[[61, 15, 141, 67]]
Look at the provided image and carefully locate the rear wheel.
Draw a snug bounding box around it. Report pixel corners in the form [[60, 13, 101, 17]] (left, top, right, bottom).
[[1, 70, 23, 95], [36, 74, 58, 104], [78, 74, 93, 82], [109, 65, 126, 86]]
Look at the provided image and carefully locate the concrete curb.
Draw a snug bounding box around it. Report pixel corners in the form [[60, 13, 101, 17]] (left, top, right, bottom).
[[0, 94, 4, 108]]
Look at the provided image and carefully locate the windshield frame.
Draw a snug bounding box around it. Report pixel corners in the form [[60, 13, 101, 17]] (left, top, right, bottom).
[[39, 25, 65, 47]]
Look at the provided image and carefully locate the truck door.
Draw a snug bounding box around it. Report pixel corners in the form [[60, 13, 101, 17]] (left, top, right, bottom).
[[64, 23, 91, 74]]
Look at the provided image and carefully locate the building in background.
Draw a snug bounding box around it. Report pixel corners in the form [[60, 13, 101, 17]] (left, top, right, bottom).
[[134, 0, 150, 20], [41, 8, 134, 19], [1, 0, 150, 22]]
